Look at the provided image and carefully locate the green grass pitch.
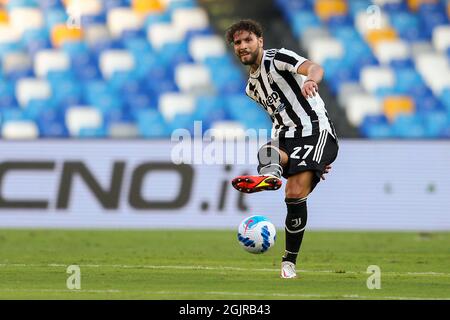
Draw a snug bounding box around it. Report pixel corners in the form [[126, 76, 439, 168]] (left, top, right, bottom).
[[0, 229, 449, 300]]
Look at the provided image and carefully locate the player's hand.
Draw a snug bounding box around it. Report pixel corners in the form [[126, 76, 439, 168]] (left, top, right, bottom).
[[302, 80, 318, 99], [321, 165, 332, 180]]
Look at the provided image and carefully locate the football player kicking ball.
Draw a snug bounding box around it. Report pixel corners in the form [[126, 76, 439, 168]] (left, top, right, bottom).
[[226, 20, 339, 278]]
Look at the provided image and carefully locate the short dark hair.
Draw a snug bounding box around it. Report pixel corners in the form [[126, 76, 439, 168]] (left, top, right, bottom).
[[225, 19, 263, 44]]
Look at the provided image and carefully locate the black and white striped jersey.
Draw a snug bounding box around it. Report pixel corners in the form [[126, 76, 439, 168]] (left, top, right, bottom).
[[245, 48, 337, 139]]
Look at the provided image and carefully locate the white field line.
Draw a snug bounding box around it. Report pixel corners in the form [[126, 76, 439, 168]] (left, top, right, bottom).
[[0, 263, 449, 277], [0, 288, 448, 300]]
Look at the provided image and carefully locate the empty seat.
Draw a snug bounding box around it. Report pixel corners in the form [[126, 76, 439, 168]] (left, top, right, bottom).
[[2, 120, 39, 139], [373, 0, 403, 5], [337, 82, 366, 108], [132, 0, 164, 14], [432, 25, 450, 52], [383, 96, 415, 121], [174, 63, 212, 93], [415, 52, 449, 95], [51, 24, 83, 47], [16, 78, 52, 107], [84, 24, 112, 47], [391, 114, 425, 138], [0, 10, 8, 24], [189, 35, 226, 62], [158, 92, 195, 122], [0, 25, 21, 44], [424, 71, 450, 96], [172, 7, 209, 36], [410, 41, 435, 59], [291, 11, 321, 38], [209, 121, 246, 140], [345, 93, 383, 126], [374, 39, 410, 64], [99, 50, 135, 80], [107, 8, 143, 39], [360, 66, 395, 93], [309, 37, 344, 64], [9, 8, 43, 36], [365, 27, 398, 47], [2, 52, 32, 74], [315, 0, 347, 21], [108, 122, 139, 138], [65, 0, 103, 16], [301, 26, 331, 51], [65, 106, 103, 136], [147, 22, 183, 50], [135, 109, 171, 138], [359, 113, 391, 138], [34, 49, 70, 78]]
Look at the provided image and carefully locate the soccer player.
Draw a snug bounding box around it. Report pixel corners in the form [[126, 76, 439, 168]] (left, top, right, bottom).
[[225, 19, 339, 278]]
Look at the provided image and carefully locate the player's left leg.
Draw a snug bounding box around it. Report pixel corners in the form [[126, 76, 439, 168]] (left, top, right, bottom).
[[280, 131, 339, 278], [281, 171, 314, 278]]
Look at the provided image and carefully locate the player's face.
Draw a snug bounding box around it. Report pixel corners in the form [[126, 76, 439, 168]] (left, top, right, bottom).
[[232, 30, 262, 66]]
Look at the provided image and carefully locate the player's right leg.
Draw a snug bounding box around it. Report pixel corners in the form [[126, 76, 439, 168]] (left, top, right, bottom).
[[231, 142, 288, 193]]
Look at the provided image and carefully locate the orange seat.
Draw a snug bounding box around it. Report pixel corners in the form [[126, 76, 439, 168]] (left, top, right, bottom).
[[0, 10, 8, 24], [51, 24, 83, 48], [447, 1, 450, 20], [407, 0, 438, 12], [365, 28, 397, 47], [383, 96, 415, 121], [315, 0, 347, 21], [132, 0, 165, 14]]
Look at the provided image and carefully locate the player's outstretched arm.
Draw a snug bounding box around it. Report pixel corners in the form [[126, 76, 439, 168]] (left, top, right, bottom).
[[297, 61, 324, 99]]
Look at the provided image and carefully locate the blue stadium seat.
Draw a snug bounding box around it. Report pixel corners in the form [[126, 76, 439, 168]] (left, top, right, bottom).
[[348, 0, 372, 18], [382, 1, 408, 13], [136, 109, 171, 138], [291, 11, 321, 38], [422, 111, 450, 137], [7, 0, 38, 9], [192, 95, 229, 130], [38, 0, 64, 10], [80, 15, 107, 27], [44, 8, 68, 30], [440, 88, 450, 112], [391, 114, 426, 138], [360, 114, 392, 139], [144, 12, 172, 29], [24, 99, 54, 120], [389, 12, 423, 41], [78, 127, 107, 138]]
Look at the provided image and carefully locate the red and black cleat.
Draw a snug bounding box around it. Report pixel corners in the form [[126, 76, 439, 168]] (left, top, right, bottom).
[[231, 175, 282, 194]]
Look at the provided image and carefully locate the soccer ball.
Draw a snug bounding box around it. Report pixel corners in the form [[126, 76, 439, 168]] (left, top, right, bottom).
[[237, 215, 276, 254]]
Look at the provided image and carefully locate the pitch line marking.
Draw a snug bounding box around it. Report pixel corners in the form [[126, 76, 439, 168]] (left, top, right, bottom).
[[0, 263, 449, 277], [0, 288, 448, 300]]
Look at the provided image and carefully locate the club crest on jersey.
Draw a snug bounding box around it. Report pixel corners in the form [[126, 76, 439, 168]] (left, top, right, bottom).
[[267, 72, 274, 84]]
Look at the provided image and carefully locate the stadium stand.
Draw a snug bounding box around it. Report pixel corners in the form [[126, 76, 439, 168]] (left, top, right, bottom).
[[0, 0, 448, 139], [276, 0, 450, 138], [0, 0, 265, 139]]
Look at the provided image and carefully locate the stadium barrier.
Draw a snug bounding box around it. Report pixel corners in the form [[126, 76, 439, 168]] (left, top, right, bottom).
[[0, 139, 449, 230]]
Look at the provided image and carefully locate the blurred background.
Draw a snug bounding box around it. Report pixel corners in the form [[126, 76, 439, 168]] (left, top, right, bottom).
[[0, 0, 449, 231], [0, 0, 448, 139]]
